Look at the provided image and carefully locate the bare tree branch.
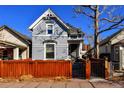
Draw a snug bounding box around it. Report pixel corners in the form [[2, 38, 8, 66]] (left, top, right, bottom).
[[81, 5, 96, 11], [74, 6, 95, 19], [100, 15, 124, 23], [98, 18, 124, 35], [74, 5, 124, 58], [80, 11, 95, 19], [99, 6, 107, 15], [100, 18, 119, 23], [84, 34, 94, 46]]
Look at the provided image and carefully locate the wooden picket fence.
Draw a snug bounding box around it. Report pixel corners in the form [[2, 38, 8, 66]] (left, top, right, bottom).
[[0, 60, 72, 78]]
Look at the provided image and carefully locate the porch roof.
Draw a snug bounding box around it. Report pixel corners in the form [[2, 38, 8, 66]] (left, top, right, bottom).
[[0, 40, 27, 49]]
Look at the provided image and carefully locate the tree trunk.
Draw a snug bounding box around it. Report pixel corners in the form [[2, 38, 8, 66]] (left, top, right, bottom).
[[94, 5, 100, 59]]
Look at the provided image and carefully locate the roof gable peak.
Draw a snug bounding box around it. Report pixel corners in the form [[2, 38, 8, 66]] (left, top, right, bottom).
[[42, 8, 55, 17], [29, 8, 69, 30]]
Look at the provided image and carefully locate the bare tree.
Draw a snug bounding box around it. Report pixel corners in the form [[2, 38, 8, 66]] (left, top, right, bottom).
[[84, 33, 94, 47], [74, 5, 124, 58]]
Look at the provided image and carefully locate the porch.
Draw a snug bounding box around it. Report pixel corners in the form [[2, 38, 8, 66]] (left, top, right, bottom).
[[111, 43, 124, 71], [0, 40, 29, 60], [68, 40, 83, 60]]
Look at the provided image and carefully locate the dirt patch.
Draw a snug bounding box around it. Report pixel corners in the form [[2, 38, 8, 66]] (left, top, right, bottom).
[[19, 75, 33, 81], [0, 76, 70, 83], [0, 78, 19, 83], [53, 76, 69, 82]]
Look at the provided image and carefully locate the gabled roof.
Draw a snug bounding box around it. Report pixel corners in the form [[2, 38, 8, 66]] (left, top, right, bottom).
[[100, 28, 124, 45], [0, 25, 31, 44], [29, 8, 84, 36], [29, 8, 69, 30], [66, 23, 84, 35]]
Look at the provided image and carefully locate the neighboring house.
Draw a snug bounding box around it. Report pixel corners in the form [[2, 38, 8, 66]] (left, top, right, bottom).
[[99, 28, 124, 71], [29, 8, 84, 60], [0, 25, 31, 60]]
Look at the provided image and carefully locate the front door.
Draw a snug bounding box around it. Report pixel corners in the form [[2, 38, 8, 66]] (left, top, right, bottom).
[[69, 44, 79, 59]]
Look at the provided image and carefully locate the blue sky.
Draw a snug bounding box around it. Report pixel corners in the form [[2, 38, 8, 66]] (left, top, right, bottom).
[[0, 5, 124, 44]]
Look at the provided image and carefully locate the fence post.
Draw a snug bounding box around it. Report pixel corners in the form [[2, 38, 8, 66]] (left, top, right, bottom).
[[86, 58, 91, 80], [105, 57, 110, 80], [0, 60, 3, 78], [70, 61, 72, 78]]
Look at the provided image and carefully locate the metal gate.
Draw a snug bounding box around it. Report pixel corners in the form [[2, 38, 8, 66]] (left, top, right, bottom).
[[72, 59, 86, 79]]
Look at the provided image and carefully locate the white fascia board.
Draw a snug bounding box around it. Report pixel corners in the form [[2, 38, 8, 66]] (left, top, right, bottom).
[[29, 9, 48, 30], [29, 8, 69, 30], [53, 11, 69, 29]]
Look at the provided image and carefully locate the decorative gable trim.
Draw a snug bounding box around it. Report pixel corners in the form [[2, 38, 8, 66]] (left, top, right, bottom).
[[29, 8, 69, 31]]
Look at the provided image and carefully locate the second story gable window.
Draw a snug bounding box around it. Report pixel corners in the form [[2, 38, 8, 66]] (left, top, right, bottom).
[[46, 24, 54, 35]]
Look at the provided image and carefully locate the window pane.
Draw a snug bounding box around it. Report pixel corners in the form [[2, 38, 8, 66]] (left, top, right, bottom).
[[47, 25, 53, 34], [48, 30, 52, 34], [46, 44, 54, 59]]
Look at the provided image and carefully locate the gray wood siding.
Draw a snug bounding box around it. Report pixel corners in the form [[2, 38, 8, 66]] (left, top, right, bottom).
[[32, 18, 68, 60]]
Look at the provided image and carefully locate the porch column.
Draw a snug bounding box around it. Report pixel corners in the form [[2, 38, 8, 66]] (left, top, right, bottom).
[[27, 46, 29, 58], [79, 42, 83, 58], [13, 47, 19, 60], [21, 49, 27, 59], [119, 46, 124, 70]]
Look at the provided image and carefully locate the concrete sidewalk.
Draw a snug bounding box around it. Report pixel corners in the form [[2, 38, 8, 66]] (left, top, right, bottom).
[[0, 79, 123, 88]]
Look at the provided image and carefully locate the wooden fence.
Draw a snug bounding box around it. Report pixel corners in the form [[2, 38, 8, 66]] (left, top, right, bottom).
[[71, 58, 109, 79], [72, 60, 86, 78], [0, 60, 72, 78], [0, 58, 110, 79], [90, 58, 105, 78], [85, 58, 110, 79]]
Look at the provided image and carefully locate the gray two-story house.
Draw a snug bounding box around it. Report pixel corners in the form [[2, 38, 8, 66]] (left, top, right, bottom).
[[29, 8, 84, 60]]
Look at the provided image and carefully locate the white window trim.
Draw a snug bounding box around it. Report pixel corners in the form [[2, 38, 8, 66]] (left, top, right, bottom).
[[46, 23, 54, 35], [44, 43, 56, 60]]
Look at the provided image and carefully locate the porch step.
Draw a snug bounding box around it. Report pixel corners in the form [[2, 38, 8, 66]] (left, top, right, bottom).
[[113, 70, 124, 77]]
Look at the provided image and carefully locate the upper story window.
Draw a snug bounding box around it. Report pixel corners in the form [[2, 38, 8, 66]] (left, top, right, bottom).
[[46, 24, 54, 35]]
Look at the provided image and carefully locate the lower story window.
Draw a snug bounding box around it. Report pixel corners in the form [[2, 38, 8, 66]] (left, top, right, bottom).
[[45, 43, 55, 59]]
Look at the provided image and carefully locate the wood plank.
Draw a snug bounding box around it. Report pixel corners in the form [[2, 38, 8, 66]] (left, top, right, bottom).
[[0, 60, 71, 78]]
